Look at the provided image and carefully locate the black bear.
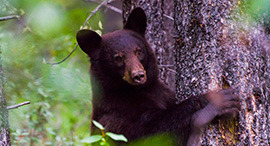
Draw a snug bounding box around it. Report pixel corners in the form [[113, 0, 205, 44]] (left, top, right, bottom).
[[76, 8, 239, 145]]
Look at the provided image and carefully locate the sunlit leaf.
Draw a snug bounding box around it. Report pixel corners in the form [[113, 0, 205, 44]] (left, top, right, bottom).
[[38, 88, 48, 98], [106, 132, 128, 142], [46, 128, 56, 135], [18, 139, 28, 143], [100, 141, 110, 146], [98, 21, 103, 29], [80, 135, 102, 144], [19, 9, 25, 15], [93, 120, 104, 130], [80, 25, 88, 30], [22, 27, 29, 33], [95, 30, 102, 36], [42, 58, 47, 64]]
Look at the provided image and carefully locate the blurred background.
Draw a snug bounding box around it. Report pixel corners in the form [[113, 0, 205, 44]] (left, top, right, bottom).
[[0, 0, 269, 145], [0, 0, 121, 145]]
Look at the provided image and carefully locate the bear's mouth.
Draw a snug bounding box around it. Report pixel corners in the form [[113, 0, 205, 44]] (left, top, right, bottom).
[[123, 70, 147, 86]]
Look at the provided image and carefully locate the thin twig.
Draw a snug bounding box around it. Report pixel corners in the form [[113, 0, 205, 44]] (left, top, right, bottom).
[[164, 14, 174, 21], [159, 65, 176, 73], [103, 3, 122, 14], [44, 44, 79, 65], [45, 0, 113, 65], [166, 68, 177, 74], [7, 101, 30, 110], [82, 0, 113, 28], [159, 64, 174, 68], [0, 15, 18, 22], [2, 0, 32, 32], [85, 0, 122, 14]]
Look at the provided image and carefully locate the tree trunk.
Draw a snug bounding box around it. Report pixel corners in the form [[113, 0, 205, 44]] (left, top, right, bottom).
[[122, 0, 175, 90], [174, 0, 270, 145], [123, 0, 270, 145], [0, 49, 11, 145]]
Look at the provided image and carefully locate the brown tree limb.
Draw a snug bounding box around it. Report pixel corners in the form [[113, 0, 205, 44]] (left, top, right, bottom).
[[159, 65, 174, 67], [2, 0, 32, 32], [0, 15, 18, 22], [164, 14, 174, 21], [82, 0, 114, 28], [158, 65, 176, 73], [43, 44, 79, 65], [165, 68, 176, 74], [85, 0, 122, 14], [7, 101, 30, 110]]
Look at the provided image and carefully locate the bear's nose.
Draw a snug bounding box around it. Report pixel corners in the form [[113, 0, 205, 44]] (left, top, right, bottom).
[[131, 71, 146, 85]]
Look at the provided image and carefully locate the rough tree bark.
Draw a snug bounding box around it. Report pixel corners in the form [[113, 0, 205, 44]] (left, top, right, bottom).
[[123, 0, 270, 145], [0, 49, 11, 145], [175, 0, 270, 145]]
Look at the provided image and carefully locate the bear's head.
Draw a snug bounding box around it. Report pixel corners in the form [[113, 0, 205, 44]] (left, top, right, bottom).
[[77, 8, 159, 88]]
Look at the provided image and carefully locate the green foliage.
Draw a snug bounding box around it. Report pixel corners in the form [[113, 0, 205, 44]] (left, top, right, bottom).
[[81, 120, 128, 146], [93, 120, 105, 130], [238, 0, 270, 25], [0, 0, 105, 145], [81, 135, 103, 144], [127, 133, 176, 146], [106, 132, 128, 142]]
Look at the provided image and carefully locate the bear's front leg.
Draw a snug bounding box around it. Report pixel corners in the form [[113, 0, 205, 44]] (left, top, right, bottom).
[[187, 88, 240, 146]]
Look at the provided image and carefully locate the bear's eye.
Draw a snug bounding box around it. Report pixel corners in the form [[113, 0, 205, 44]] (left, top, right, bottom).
[[135, 48, 143, 56], [114, 54, 123, 62]]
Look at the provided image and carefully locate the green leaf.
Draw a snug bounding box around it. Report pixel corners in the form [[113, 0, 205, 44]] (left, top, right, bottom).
[[98, 21, 103, 29], [106, 132, 128, 142], [46, 127, 56, 135], [100, 141, 110, 146], [80, 25, 88, 30], [93, 120, 104, 130], [95, 30, 102, 36], [80, 135, 102, 144], [19, 9, 25, 15]]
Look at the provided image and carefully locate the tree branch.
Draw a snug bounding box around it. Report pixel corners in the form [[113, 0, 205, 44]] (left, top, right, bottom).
[[45, 0, 114, 65], [7, 101, 30, 110], [159, 65, 174, 68], [43, 44, 79, 65], [159, 65, 176, 74], [0, 15, 18, 22], [2, 0, 32, 32], [164, 14, 174, 21], [82, 0, 114, 28], [166, 68, 176, 74], [102, 2, 122, 14], [85, 0, 122, 14]]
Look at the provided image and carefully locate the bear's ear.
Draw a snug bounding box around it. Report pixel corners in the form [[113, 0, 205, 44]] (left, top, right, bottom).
[[76, 29, 102, 58], [124, 7, 147, 35]]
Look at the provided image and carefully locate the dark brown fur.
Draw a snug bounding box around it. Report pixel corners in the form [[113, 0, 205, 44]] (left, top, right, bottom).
[[76, 8, 239, 145]]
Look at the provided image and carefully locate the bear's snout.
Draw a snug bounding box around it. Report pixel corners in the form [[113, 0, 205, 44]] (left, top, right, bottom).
[[131, 70, 146, 85], [122, 56, 147, 86]]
